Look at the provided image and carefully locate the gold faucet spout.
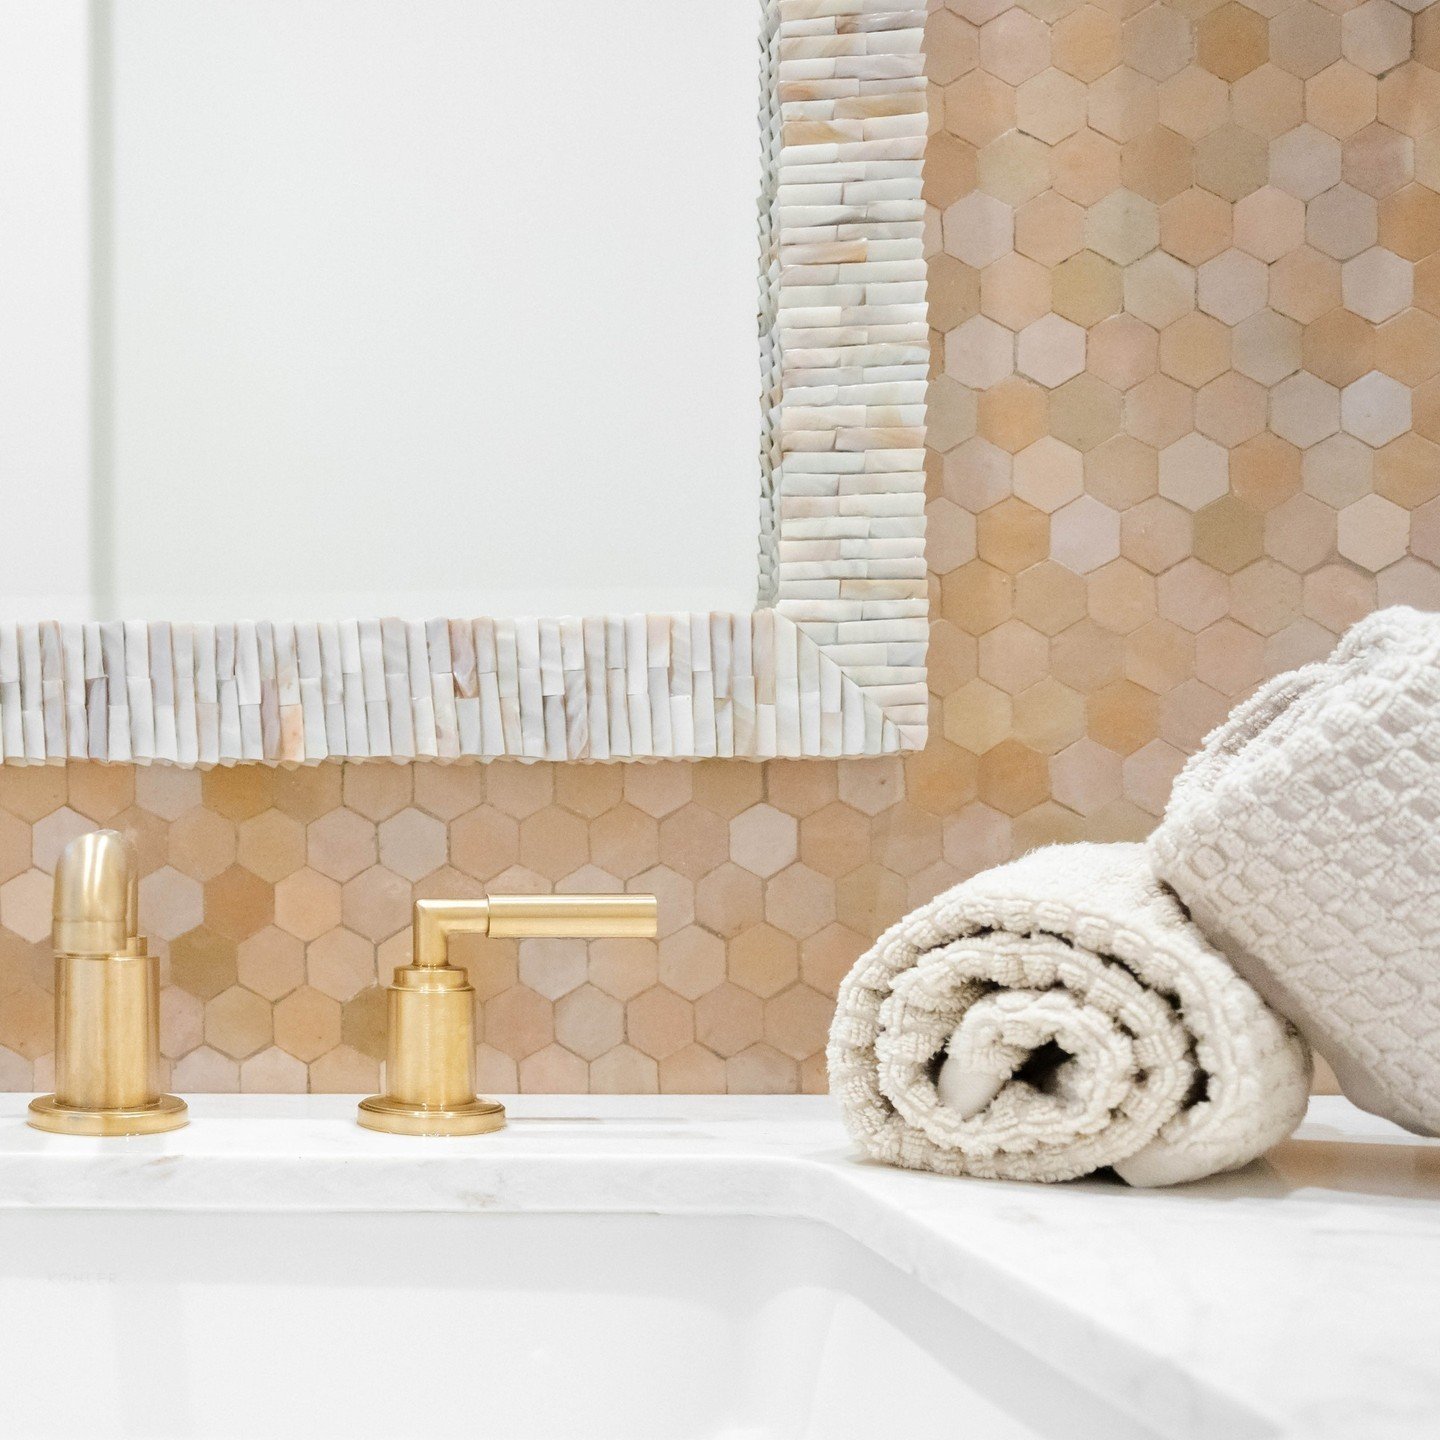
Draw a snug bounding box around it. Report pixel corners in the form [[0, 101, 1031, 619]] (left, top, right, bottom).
[[28, 829, 187, 1136], [359, 891, 659, 1137]]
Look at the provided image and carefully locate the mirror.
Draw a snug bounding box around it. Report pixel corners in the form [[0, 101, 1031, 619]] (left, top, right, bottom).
[[0, 0, 930, 765], [0, 0, 760, 622]]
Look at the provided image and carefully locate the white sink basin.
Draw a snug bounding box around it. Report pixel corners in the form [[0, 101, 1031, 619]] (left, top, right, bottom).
[[0, 1210, 1149, 1440], [0, 1094, 1436, 1440]]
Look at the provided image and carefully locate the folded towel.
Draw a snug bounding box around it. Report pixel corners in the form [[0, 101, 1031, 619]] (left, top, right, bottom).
[[1151, 606, 1440, 1137], [828, 843, 1310, 1186]]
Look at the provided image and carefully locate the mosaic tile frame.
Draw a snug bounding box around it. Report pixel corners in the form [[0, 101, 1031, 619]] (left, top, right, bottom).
[[0, 0, 928, 768]]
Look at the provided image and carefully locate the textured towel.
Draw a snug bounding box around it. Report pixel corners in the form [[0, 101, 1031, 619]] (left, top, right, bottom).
[[828, 843, 1310, 1186], [1152, 606, 1440, 1137]]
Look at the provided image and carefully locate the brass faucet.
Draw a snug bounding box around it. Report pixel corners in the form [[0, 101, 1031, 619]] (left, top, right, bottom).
[[358, 892, 658, 1136], [28, 830, 187, 1135]]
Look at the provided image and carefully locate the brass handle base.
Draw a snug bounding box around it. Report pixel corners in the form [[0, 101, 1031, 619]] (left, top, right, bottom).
[[27, 1093, 188, 1137], [357, 1095, 506, 1137]]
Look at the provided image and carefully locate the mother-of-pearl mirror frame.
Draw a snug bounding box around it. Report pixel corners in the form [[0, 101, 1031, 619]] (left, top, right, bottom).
[[0, 0, 927, 768]]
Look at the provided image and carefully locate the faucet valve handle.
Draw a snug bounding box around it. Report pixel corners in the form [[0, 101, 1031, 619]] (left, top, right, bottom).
[[359, 890, 658, 1137]]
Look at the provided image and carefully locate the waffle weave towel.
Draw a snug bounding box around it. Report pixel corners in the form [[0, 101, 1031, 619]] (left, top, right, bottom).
[[828, 842, 1310, 1186], [1151, 606, 1440, 1137]]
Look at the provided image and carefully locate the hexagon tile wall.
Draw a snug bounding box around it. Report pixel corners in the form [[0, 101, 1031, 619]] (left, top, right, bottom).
[[0, 0, 1437, 1093]]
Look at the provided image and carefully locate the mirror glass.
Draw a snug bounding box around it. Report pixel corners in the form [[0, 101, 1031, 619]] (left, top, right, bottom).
[[0, 0, 761, 624]]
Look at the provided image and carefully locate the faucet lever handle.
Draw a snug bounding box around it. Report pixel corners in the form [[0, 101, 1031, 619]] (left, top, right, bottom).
[[485, 893, 658, 939], [412, 893, 657, 966]]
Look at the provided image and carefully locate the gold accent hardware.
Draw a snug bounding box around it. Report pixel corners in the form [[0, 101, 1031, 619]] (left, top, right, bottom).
[[358, 893, 658, 1137], [28, 830, 187, 1136]]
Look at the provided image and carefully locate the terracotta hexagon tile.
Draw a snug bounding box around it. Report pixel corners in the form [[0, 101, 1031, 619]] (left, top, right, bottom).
[[1122, 126, 1195, 205], [1196, 371, 1269, 446], [1304, 562, 1379, 632], [1233, 309, 1304, 386], [338, 864, 408, 944], [305, 926, 375, 1003], [693, 863, 764, 940], [1272, 123, 1345, 201], [306, 808, 378, 884], [1304, 306, 1378, 386], [1159, 68, 1230, 143], [1376, 432, 1440, 506], [1160, 312, 1231, 386], [169, 926, 238, 1002], [1054, 5, 1122, 83], [1196, 618, 1268, 695], [977, 738, 1051, 814], [799, 923, 867, 997], [1271, 3, 1343, 82], [1234, 64, 1307, 141], [410, 763, 484, 822], [235, 809, 304, 885], [1343, 0, 1413, 76], [657, 1043, 726, 1094], [1156, 557, 1232, 631], [67, 767, 134, 824], [1051, 372, 1126, 450], [1087, 558, 1158, 634], [1270, 244, 1344, 321], [1194, 124, 1270, 203], [199, 767, 273, 823], [1231, 558, 1305, 634], [1124, 5, 1193, 82], [727, 924, 800, 999], [980, 7, 1051, 85], [132, 766, 201, 822], [695, 982, 763, 1059], [946, 314, 1014, 390], [31, 807, 88, 876], [1337, 492, 1411, 568], [1307, 62, 1379, 143], [329, 767, 409, 827], [236, 925, 305, 1002], [1122, 497, 1194, 572], [978, 376, 1050, 451], [375, 807, 447, 883], [1015, 190, 1087, 267], [979, 134, 1051, 213], [1048, 128, 1123, 205], [1159, 432, 1230, 508], [1378, 309, 1440, 386], [239, 1046, 307, 1094], [1272, 370, 1343, 446], [1051, 737, 1125, 815], [763, 986, 832, 1063], [1019, 69, 1089, 144], [1198, 3, 1270, 82], [1051, 493, 1123, 572], [1159, 188, 1233, 269], [1089, 67, 1160, 146], [1088, 312, 1161, 391], [1343, 122, 1416, 198], [171, 1046, 238, 1093], [272, 985, 341, 1064], [141, 865, 204, 943], [1343, 246, 1415, 321], [944, 70, 1017, 149], [1011, 676, 1086, 755], [1194, 494, 1267, 573], [205, 985, 272, 1061], [1341, 369, 1412, 447], [1055, 250, 1128, 329], [1014, 435, 1086, 510], [1309, 183, 1381, 261], [1017, 314, 1089, 387]]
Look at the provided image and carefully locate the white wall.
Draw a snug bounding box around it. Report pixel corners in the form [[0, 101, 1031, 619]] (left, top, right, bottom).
[[1, 0, 761, 623], [0, 1, 92, 621]]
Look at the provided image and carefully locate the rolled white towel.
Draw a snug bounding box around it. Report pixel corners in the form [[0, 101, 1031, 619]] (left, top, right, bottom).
[[828, 842, 1310, 1186]]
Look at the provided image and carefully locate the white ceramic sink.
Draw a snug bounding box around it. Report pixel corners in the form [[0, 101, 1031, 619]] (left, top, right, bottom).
[[0, 1210, 1151, 1440], [0, 1094, 1436, 1440]]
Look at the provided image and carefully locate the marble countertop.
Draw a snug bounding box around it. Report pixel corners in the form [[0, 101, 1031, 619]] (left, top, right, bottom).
[[0, 1092, 1434, 1440]]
